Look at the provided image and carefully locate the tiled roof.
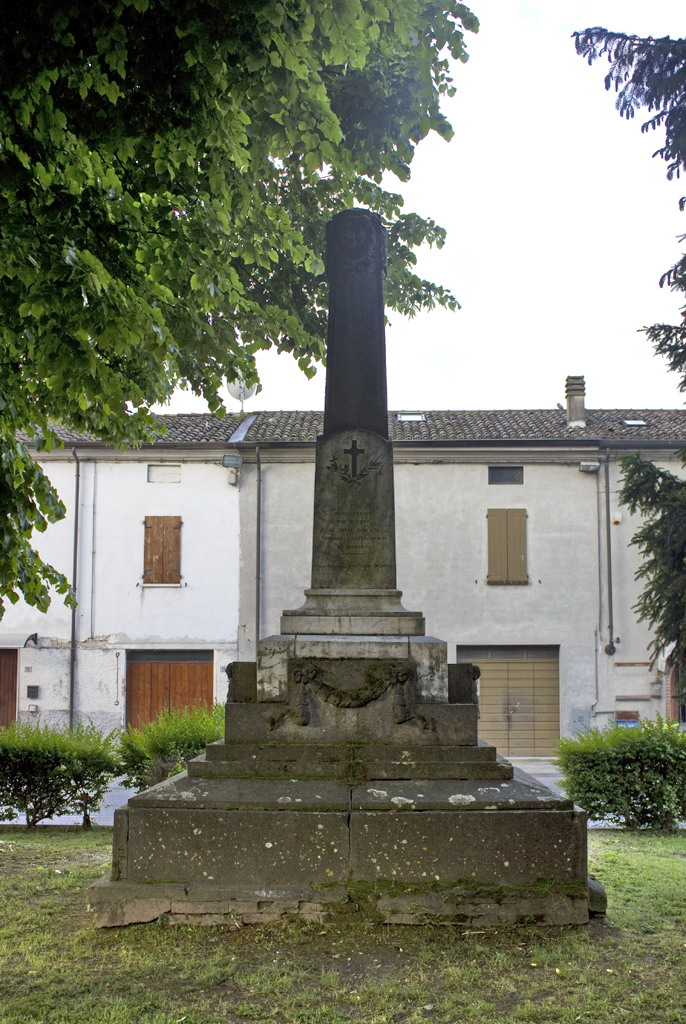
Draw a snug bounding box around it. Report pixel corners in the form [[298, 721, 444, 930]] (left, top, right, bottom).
[[238, 409, 686, 444], [28, 414, 243, 447], [22, 409, 686, 448], [152, 414, 243, 444]]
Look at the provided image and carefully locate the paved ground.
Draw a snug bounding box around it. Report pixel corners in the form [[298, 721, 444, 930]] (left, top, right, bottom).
[[4, 778, 131, 828], [7, 760, 565, 827], [509, 756, 565, 796]]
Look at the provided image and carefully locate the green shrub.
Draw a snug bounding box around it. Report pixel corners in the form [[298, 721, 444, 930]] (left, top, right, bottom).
[[61, 722, 121, 828], [0, 720, 119, 827], [556, 717, 686, 831], [118, 703, 224, 791]]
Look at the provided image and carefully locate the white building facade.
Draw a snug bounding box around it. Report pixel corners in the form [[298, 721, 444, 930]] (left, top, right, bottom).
[[2, 381, 685, 754], [0, 415, 243, 733]]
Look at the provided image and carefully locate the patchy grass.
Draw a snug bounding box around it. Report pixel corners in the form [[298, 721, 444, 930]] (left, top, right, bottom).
[[0, 827, 685, 1023]]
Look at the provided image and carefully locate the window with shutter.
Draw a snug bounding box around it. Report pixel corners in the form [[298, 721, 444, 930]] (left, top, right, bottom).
[[143, 516, 182, 584], [487, 509, 528, 584]]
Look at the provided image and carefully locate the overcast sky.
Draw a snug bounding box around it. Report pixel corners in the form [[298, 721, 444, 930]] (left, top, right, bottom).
[[166, 1, 686, 416]]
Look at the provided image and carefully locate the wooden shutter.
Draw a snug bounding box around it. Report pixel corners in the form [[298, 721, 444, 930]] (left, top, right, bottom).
[[143, 516, 182, 583], [506, 508, 528, 583], [487, 509, 509, 583], [487, 509, 528, 584]]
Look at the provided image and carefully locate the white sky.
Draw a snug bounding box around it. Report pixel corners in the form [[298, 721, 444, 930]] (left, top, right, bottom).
[[165, 1, 686, 416]]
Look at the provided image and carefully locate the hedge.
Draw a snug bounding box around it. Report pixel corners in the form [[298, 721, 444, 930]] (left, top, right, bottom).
[[556, 717, 686, 831], [0, 720, 120, 827], [119, 703, 224, 791]]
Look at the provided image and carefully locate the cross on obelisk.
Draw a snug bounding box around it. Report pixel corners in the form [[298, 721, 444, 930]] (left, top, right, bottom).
[[344, 439, 364, 479]]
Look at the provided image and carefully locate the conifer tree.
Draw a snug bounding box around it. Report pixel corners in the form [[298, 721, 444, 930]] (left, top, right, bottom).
[[576, 27, 686, 669]]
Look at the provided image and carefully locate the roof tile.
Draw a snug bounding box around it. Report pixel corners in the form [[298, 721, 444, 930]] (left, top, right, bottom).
[[22, 409, 686, 448]]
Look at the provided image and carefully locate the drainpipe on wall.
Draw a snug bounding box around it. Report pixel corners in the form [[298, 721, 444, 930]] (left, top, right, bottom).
[[69, 448, 81, 730], [604, 448, 617, 657], [255, 445, 262, 650], [592, 460, 615, 715]]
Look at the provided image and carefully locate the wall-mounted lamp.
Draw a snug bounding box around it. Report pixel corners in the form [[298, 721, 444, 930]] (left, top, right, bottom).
[[23, 633, 38, 647], [611, 510, 622, 525], [222, 453, 243, 487]]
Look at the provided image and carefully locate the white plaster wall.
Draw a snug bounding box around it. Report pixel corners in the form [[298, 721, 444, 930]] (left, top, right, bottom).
[[593, 454, 686, 725], [85, 459, 237, 642], [238, 459, 315, 657], [394, 461, 600, 648]]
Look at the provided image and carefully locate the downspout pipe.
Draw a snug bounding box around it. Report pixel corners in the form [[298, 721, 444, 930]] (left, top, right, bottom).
[[255, 445, 262, 650], [69, 448, 81, 730], [604, 449, 616, 657]]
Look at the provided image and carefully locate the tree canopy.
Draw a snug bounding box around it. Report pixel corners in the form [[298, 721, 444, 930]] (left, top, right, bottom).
[[574, 27, 686, 384], [0, 0, 478, 617]]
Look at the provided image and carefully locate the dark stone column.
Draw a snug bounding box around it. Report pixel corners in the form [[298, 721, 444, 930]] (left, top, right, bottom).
[[323, 210, 389, 440], [309, 209, 397, 591]]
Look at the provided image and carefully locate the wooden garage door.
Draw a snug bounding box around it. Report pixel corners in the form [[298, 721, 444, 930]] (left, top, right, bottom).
[[457, 646, 559, 756], [0, 649, 18, 727], [125, 653, 213, 729]]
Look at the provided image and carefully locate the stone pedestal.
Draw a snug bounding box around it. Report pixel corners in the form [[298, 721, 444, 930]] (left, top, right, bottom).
[[88, 653, 595, 929]]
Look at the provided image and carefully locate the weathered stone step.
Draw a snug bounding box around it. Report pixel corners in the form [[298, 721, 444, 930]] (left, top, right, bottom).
[[205, 740, 498, 763], [126, 772, 572, 813], [187, 754, 512, 782]]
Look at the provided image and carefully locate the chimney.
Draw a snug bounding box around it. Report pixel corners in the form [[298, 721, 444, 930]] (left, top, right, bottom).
[[565, 375, 586, 428]]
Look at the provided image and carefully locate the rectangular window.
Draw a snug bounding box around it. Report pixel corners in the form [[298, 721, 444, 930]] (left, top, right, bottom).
[[147, 464, 181, 483], [487, 508, 528, 584], [488, 466, 523, 485], [143, 516, 182, 584], [395, 412, 426, 422]]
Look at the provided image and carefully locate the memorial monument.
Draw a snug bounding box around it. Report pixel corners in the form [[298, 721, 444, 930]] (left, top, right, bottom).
[[89, 210, 600, 928]]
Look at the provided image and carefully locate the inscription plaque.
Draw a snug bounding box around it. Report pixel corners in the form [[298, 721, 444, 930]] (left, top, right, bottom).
[[311, 429, 396, 590]]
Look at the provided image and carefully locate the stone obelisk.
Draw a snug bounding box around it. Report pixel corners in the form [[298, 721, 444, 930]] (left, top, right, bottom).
[[281, 209, 424, 636], [88, 209, 596, 931]]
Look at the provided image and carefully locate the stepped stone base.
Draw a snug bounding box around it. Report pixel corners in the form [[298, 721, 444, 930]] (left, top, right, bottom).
[[89, 761, 591, 928], [89, 655, 599, 929]]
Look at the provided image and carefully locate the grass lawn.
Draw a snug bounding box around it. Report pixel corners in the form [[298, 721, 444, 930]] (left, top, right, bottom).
[[0, 827, 684, 1024]]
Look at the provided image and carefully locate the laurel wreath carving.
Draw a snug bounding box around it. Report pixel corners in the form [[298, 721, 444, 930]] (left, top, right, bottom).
[[326, 453, 383, 485], [286, 661, 417, 727]]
